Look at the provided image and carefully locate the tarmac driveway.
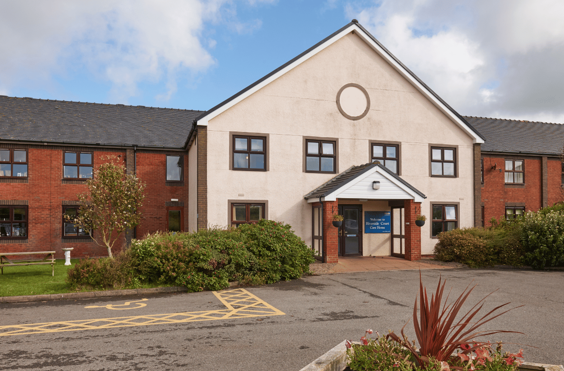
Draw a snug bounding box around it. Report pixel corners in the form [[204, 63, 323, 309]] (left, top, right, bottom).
[[0, 268, 562, 370]]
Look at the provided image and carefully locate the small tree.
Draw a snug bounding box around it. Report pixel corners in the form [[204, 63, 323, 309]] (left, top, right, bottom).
[[71, 156, 146, 258]]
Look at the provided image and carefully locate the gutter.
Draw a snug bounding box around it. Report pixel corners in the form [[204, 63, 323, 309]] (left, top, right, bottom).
[[0, 138, 185, 152]]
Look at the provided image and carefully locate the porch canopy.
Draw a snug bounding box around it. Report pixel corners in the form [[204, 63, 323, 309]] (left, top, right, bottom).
[[304, 162, 426, 203]]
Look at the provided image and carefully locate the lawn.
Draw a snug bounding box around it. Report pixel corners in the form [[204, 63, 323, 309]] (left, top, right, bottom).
[[0, 259, 174, 297]]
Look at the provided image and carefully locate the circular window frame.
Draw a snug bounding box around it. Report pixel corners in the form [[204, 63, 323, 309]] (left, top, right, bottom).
[[336, 83, 371, 121]]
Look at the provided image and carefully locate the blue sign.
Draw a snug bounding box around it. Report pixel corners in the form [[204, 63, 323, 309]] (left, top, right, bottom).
[[365, 211, 391, 233]]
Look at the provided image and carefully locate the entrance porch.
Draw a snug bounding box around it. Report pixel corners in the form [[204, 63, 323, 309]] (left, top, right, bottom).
[[305, 163, 427, 263]]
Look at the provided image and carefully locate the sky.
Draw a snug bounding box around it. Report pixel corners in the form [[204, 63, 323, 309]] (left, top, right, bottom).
[[1, 0, 563, 123]]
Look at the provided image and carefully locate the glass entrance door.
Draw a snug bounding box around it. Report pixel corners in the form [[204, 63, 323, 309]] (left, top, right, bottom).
[[338, 205, 362, 255], [391, 206, 404, 257]]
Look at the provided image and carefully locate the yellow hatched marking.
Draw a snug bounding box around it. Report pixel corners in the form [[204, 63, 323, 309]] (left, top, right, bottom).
[[0, 289, 284, 337]]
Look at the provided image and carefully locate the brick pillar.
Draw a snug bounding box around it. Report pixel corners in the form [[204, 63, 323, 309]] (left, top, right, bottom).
[[197, 126, 208, 230], [323, 200, 339, 264], [404, 199, 421, 261]]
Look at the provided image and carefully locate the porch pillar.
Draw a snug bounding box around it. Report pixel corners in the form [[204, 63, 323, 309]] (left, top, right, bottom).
[[323, 200, 339, 263], [404, 199, 421, 261]]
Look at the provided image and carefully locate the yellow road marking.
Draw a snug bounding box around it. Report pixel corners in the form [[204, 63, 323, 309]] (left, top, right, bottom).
[[85, 298, 148, 310], [0, 289, 284, 337]]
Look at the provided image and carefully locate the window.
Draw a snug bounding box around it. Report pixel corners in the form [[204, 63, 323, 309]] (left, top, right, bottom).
[[431, 147, 456, 177], [0, 149, 28, 178], [504, 159, 524, 184], [64, 152, 92, 179], [231, 203, 265, 227], [371, 143, 399, 174], [168, 210, 181, 232], [306, 140, 336, 173], [0, 206, 28, 239], [432, 204, 458, 237], [63, 206, 89, 238], [505, 207, 525, 221], [166, 155, 183, 181], [232, 136, 266, 171]]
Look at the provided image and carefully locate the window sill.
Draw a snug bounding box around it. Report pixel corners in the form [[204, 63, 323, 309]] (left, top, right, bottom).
[[505, 183, 525, 188], [0, 178, 28, 183], [0, 239, 28, 244], [430, 175, 457, 178], [62, 179, 89, 184], [62, 238, 93, 243], [166, 181, 184, 187], [232, 168, 267, 172]]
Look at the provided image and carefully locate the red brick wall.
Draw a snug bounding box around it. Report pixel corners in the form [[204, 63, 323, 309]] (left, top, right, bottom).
[[135, 151, 188, 238], [0, 146, 188, 259], [547, 158, 564, 206], [481, 156, 543, 226], [322, 200, 339, 264]]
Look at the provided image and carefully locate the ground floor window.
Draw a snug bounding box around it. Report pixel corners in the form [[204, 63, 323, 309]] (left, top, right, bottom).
[[63, 206, 89, 238], [231, 203, 265, 227], [0, 206, 28, 239], [168, 210, 182, 232], [505, 206, 525, 221], [432, 204, 458, 237], [311, 204, 322, 259]]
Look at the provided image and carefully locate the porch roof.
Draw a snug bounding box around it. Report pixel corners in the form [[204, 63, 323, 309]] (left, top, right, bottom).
[[304, 162, 426, 203]]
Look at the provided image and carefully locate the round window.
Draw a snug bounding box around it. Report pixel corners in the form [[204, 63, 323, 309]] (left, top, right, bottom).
[[336, 83, 370, 120]]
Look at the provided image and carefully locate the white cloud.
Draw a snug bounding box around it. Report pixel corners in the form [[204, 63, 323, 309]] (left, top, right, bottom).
[[0, 0, 264, 102], [346, 0, 564, 122]]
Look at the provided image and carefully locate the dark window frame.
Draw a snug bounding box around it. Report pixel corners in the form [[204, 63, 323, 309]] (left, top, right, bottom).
[[62, 206, 91, 239], [505, 206, 525, 221], [0, 148, 28, 179], [430, 146, 457, 178], [305, 139, 337, 174], [166, 154, 184, 183], [230, 202, 266, 227], [231, 135, 267, 172], [430, 203, 458, 238], [504, 159, 524, 184], [370, 142, 400, 174], [0, 205, 28, 240], [63, 151, 93, 180]]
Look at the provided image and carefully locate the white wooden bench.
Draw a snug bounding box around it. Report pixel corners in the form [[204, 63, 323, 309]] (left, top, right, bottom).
[[0, 251, 56, 276]]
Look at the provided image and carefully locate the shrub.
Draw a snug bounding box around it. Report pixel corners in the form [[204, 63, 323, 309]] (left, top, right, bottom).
[[68, 220, 315, 292], [520, 210, 564, 269], [434, 221, 524, 268]]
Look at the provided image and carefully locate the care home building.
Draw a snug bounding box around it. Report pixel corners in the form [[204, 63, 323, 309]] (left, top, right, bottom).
[[1, 20, 563, 263]]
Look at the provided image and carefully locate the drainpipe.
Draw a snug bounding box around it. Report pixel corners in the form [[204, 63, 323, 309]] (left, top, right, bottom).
[[133, 145, 137, 239], [320, 197, 325, 262]]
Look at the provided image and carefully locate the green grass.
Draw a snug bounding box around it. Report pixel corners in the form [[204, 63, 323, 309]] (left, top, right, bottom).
[[0, 259, 175, 297]]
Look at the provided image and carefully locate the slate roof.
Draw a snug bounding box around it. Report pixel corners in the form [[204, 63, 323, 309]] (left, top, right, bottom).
[[0, 96, 204, 148], [304, 162, 426, 200], [464, 116, 564, 156], [194, 20, 485, 143]]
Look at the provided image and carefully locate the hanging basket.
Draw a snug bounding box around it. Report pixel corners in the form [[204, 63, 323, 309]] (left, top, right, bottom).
[[332, 220, 343, 228], [415, 220, 425, 227]]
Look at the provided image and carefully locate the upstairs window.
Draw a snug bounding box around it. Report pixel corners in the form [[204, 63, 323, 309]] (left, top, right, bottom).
[[505, 206, 525, 221], [231, 203, 265, 228], [432, 204, 457, 237], [166, 155, 183, 181], [0, 149, 28, 178], [63, 206, 89, 238], [0, 206, 28, 239], [64, 152, 92, 179], [306, 140, 336, 173], [431, 147, 456, 177], [371, 143, 399, 174], [232, 136, 266, 171], [505, 159, 524, 184]]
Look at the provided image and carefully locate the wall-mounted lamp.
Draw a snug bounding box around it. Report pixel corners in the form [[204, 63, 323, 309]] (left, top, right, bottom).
[[372, 181, 380, 190]]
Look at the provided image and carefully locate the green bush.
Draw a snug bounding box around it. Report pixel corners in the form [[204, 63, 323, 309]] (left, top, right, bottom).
[[67, 220, 315, 292], [434, 224, 523, 268], [520, 210, 564, 269]]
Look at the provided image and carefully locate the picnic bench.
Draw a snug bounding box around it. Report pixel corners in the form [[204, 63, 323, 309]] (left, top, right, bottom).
[[0, 251, 56, 276]]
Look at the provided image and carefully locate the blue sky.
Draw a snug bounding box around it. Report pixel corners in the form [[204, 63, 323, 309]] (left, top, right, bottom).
[[1, 0, 564, 122]]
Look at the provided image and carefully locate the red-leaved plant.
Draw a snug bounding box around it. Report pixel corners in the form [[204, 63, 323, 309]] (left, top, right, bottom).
[[387, 273, 523, 367]]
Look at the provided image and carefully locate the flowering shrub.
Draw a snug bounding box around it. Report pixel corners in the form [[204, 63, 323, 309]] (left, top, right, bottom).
[[520, 210, 564, 269], [67, 220, 315, 291]]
